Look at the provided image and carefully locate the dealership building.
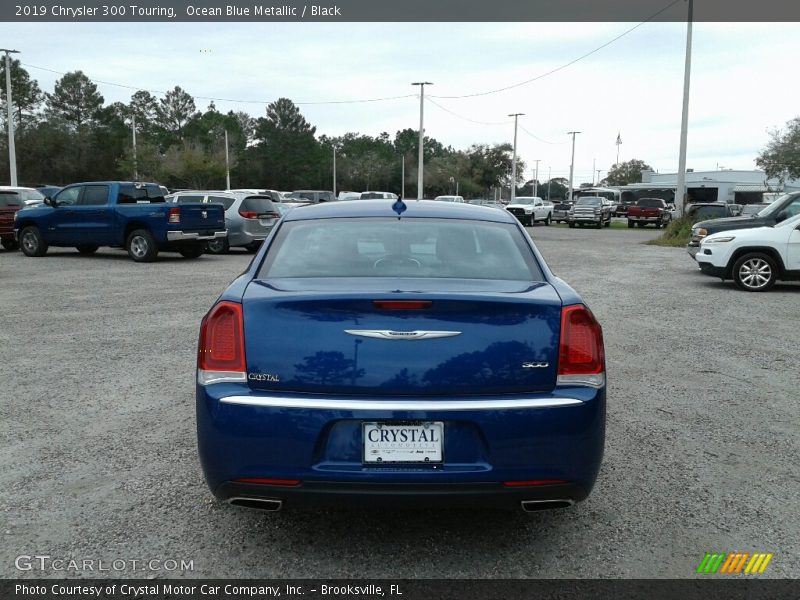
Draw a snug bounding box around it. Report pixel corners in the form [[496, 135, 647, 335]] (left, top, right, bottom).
[[616, 170, 800, 205]]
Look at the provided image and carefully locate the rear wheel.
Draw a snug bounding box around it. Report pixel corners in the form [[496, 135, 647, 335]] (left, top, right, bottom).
[[627, 221, 634, 228], [179, 244, 205, 259], [76, 245, 99, 255], [206, 238, 229, 254], [604, 219, 611, 228], [126, 229, 158, 262], [637, 222, 646, 228], [568, 222, 575, 228], [20, 226, 48, 257], [1, 238, 19, 251], [545, 214, 551, 226], [245, 241, 262, 253], [732, 253, 777, 292]]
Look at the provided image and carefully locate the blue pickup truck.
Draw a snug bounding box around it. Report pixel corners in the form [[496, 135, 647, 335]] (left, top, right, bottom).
[[14, 181, 226, 262]]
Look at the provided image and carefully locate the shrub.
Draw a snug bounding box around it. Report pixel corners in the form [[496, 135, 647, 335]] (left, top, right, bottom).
[[646, 216, 695, 247]]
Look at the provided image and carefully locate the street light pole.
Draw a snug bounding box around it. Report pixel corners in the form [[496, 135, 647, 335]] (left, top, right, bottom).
[[546, 166, 552, 200], [131, 113, 138, 181], [532, 159, 540, 196], [2, 48, 20, 186], [567, 131, 581, 202], [412, 82, 432, 200], [509, 113, 524, 202], [675, 0, 693, 217], [332, 145, 337, 197], [224, 129, 231, 190]]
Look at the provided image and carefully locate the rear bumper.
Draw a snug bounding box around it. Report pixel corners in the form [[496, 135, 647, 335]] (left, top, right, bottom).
[[167, 230, 227, 242], [228, 229, 270, 247], [215, 480, 587, 510], [196, 385, 606, 509], [628, 215, 662, 222]]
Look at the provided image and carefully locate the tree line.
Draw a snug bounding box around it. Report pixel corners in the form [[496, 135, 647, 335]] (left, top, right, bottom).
[[0, 61, 541, 198]]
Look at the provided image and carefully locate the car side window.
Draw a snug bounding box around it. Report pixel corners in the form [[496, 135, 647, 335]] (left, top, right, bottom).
[[54, 186, 80, 206], [80, 185, 110, 206], [785, 198, 800, 218], [209, 196, 235, 210]]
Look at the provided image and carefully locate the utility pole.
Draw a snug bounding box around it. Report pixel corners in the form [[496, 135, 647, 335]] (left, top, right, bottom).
[[224, 129, 231, 190], [546, 166, 552, 200], [592, 158, 596, 185], [567, 131, 581, 202], [412, 82, 432, 200], [2, 48, 20, 186], [131, 113, 138, 181], [596, 169, 602, 185], [675, 0, 693, 217], [532, 160, 540, 196], [401, 156, 405, 198], [509, 113, 524, 202], [332, 145, 337, 197]]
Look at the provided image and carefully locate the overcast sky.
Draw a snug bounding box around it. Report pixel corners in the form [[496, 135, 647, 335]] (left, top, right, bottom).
[[4, 21, 798, 184]]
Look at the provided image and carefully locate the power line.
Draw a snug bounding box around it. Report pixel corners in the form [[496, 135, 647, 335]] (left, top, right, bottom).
[[18, 2, 678, 110], [21, 62, 417, 105], [518, 124, 568, 145], [425, 97, 511, 126], [429, 0, 683, 100]]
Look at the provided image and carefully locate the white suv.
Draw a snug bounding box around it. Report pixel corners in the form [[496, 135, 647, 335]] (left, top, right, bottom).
[[695, 213, 800, 291]]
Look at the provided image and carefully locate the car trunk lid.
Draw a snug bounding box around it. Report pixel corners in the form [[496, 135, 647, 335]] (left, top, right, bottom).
[[241, 278, 563, 396]]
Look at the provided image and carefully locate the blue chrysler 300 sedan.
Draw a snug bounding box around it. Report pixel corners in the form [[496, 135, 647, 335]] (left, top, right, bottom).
[[196, 200, 606, 512]]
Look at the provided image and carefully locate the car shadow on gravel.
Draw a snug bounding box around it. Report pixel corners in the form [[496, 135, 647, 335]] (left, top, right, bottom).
[[694, 279, 800, 293]]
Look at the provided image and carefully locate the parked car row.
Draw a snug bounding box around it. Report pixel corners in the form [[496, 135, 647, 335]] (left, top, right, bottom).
[[691, 192, 800, 291], [12, 181, 226, 262]]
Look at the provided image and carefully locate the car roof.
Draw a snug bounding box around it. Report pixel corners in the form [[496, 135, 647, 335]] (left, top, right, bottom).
[[281, 199, 517, 223], [0, 186, 41, 191]]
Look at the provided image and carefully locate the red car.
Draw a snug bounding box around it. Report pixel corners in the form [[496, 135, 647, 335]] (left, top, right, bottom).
[[0, 189, 29, 250]]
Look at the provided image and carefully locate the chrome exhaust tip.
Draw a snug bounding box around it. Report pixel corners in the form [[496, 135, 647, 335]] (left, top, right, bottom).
[[228, 497, 283, 511], [520, 499, 574, 512]]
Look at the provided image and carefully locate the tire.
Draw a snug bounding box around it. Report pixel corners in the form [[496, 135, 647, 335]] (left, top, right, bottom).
[[125, 229, 158, 262], [179, 244, 205, 259], [732, 252, 777, 292], [604, 220, 611, 228], [76, 245, 99, 255], [19, 226, 48, 257], [545, 214, 551, 226], [245, 242, 262, 253], [206, 238, 229, 255], [568, 222, 575, 229], [637, 222, 645, 228], [627, 221, 635, 228], [1, 238, 19, 251]]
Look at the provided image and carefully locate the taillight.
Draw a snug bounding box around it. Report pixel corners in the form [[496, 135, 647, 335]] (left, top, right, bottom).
[[373, 300, 432, 310], [168, 207, 180, 224], [234, 478, 301, 487], [503, 479, 569, 487], [557, 304, 605, 388], [197, 301, 246, 385], [239, 210, 258, 219]]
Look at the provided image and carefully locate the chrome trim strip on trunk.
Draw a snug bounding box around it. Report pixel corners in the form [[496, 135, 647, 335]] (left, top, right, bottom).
[[344, 329, 461, 340], [218, 396, 583, 410]]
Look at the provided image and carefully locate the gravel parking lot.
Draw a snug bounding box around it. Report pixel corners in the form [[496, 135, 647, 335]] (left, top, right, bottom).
[[1, 225, 798, 579]]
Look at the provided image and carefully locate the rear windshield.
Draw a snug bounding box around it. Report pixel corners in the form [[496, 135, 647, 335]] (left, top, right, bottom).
[[361, 192, 387, 199], [241, 196, 276, 213], [208, 195, 235, 210], [258, 217, 544, 281], [637, 198, 663, 208], [175, 195, 205, 203], [119, 184, 165, 203], [14, 189, 45, 202], [691, 206, 728, 219], [0, 192, 22, 207]]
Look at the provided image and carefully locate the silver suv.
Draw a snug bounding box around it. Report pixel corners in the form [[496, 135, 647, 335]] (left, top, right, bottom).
[[167, 191, 279, 254]]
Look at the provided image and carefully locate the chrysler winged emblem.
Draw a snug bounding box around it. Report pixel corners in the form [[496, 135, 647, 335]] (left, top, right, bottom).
[[344, 330, 461, 340], [201, 210, 208, 219]]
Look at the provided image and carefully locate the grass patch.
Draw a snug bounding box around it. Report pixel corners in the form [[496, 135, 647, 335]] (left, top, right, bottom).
[[646, 217, 694, 247]]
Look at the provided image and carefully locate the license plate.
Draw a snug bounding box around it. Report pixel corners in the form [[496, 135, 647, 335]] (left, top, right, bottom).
[[363, 421, 443, 464], [259, 218, 276, 227]]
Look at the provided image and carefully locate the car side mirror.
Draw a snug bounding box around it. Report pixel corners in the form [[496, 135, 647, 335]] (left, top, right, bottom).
[[776, 210, 789, 223], [44, 196, 55, 207]]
